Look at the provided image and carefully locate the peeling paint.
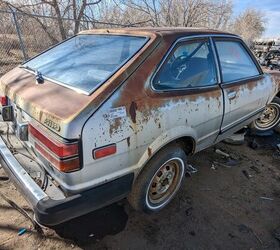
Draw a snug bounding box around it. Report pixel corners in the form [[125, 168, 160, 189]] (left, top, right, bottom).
[[148, 147, 152, 158], [109, 118, 122, 136], [127, 137, 130, 147], [129, 101, 138, 124]]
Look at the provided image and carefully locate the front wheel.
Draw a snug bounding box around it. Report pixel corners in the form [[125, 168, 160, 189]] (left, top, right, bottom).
[[128, 145, 186, 213], [251, 96, 280, 132]]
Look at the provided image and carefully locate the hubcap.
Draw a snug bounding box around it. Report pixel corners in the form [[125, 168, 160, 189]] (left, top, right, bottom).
[[147, 158, 183, 207], [255, 103, 280, 129]]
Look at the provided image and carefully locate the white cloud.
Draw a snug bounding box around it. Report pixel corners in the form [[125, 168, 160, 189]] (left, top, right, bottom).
[[263, 10, 280, 38], [232, 0, 280, 38]]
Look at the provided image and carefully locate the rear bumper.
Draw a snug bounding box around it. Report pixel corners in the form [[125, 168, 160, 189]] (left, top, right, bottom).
[[0, 136, 133, 226]]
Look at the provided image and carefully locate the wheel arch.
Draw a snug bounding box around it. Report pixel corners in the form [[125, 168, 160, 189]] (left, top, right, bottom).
[[135, 132, 196, 179], [251, 94, 280, 131], [172, 136, 196, 156]]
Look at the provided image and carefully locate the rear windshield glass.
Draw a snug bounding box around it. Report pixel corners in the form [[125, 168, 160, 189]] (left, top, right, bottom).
[[23, 34, 148, 94]]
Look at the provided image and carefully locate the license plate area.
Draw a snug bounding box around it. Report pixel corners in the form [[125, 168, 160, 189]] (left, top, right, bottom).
[[0, 122, 65, 200], [7, 102, 29, 141]]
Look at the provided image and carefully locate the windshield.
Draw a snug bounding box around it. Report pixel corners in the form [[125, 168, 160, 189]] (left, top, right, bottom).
[[23, 34, 148, 94]]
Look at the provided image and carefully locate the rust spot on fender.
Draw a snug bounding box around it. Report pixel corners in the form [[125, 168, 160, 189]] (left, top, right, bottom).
[[129, 101, 138, 123], [265, 69, 280, 93], [109, 118, 122, 136], [148, 147, 152, 157]]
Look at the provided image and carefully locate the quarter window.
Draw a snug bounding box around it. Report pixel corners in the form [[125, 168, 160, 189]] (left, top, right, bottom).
[[215, 41, 259, 82], [153, 39, 217, 90]]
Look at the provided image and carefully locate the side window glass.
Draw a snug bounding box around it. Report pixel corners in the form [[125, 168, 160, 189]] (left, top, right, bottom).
[[153, 39, 217, 90], [215, 41, 259, 82]]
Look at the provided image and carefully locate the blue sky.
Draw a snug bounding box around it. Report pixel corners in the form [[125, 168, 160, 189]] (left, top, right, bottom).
[[233, 0, 280, 38]]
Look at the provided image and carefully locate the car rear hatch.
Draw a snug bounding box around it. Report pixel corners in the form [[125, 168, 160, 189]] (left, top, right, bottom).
[[0, 32, 155, 139], [0, 67, 92, 137]]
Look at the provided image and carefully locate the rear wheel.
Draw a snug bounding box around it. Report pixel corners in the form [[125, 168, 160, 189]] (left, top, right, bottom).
[[128, 145, 186, 213], [251, 96, 280, 132]]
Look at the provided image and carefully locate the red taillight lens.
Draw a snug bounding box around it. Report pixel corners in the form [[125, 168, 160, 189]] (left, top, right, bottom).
[[29, 124, 80, 173], [93, 144, 116, 159], [29, 124, 78, 158], [35, 142, 80, 172], [0, 96, 7, 106]]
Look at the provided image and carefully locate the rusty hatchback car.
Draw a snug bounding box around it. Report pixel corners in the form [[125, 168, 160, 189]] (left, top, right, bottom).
[[0, 28, 279, 226]]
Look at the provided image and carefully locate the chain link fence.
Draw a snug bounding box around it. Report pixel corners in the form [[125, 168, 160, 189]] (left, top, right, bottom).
[[0, 9, 143, 76]]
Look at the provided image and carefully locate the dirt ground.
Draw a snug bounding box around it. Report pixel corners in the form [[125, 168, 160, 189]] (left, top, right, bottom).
[[1, 131, 280, 250]]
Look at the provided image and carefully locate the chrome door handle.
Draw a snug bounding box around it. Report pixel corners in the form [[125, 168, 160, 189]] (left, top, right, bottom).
[[227, 91, 237, 100]]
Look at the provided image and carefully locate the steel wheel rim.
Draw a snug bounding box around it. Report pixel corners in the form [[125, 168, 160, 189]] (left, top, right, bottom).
[[146, 157, 184, 209], [255, 103, 280, 129]]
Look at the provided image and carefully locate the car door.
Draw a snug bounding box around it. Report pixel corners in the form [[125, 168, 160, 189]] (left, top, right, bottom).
[[152, 37, 223, 151], [213, 38, 268, 140]]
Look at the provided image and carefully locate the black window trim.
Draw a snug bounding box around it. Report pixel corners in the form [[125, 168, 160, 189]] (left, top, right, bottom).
[[150, 34, 242, 94], [212, 37, 264, 87], [151, 36, 220, 93]]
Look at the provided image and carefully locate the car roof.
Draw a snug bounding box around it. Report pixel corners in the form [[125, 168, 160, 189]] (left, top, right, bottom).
[[80, 27, 238, 38]]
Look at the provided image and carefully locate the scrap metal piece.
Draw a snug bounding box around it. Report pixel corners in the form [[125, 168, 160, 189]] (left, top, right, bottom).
[[185, 164, 198, 174], [215, 149, 230, 158], [260, 196, 274, 201], [223, 132, 245, 145]]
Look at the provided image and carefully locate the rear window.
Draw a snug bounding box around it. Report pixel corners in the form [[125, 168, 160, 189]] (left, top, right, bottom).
[[23, 34, 148, 94]]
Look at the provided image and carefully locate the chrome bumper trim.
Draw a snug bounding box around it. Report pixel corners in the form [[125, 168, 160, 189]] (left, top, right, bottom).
[[0, 136, 47, 205]]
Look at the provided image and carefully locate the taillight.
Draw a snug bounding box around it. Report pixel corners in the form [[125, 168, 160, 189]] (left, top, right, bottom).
[[29, 125, 78, 158], [0, 96, 8, 106], [35, 143, 80, 172], [29, 124, 80, 173]]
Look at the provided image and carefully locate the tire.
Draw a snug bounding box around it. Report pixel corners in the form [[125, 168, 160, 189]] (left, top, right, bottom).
[[250, 96, 280, 132], [128, 144, 186, 213]]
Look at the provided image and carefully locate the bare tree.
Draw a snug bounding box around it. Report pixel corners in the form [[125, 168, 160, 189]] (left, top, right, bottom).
[[119, 0, 161, 26], [1, 0, 266, 44], [161, 0, 232, 28], [95, 0, 152, 27], [71, 0, 102, 33], [231, 8, 266, 46], [1, 0, 102, 40], [111, 0, 232, 29]]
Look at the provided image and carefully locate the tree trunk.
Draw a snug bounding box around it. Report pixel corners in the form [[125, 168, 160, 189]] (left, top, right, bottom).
[[52, 0, 67, 40]]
